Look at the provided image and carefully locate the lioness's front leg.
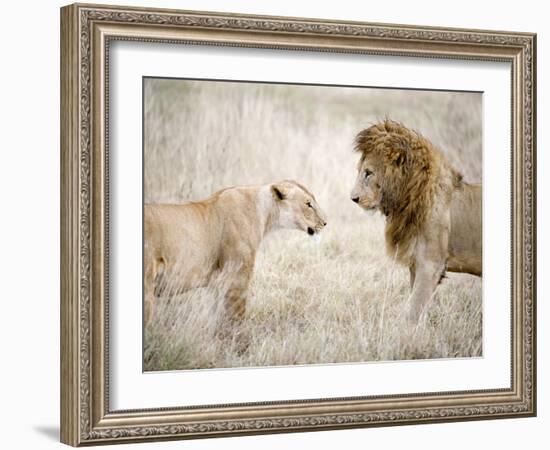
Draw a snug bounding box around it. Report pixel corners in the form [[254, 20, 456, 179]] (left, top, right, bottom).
[[218, 246, 255, 325], [219, 267, 254, 354], [224, 266, 253, 324], [143, 250, 157, 326]]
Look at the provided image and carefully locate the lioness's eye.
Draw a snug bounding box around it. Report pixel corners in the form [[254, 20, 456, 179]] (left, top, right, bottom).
[[306, 201, 312, 208], [364, 169, 373, 179]]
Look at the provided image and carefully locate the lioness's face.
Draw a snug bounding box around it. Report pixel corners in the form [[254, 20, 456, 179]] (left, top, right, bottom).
[[350, 158, 382, 211], [272, 181, 327, 236]]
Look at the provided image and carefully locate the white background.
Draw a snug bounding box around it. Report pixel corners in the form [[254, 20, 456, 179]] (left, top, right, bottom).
[[111, 43, 511, 409], [0, 0, 546, 449]]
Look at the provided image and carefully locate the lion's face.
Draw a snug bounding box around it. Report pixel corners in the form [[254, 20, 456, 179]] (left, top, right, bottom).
[[350, 158, 382, 211], [272, 181, 327, 236]]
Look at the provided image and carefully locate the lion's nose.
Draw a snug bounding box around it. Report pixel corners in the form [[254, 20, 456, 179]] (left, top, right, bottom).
[[351, 197, 359, 203], [323, 221, 327, 226]]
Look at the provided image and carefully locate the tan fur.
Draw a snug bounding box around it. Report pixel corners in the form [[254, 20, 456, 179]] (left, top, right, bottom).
[[351, 120, 482, 323], [144, 180, 327, 325]]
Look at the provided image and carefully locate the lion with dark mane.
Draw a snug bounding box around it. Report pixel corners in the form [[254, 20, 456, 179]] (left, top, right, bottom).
[[351, 119, 482, 323]]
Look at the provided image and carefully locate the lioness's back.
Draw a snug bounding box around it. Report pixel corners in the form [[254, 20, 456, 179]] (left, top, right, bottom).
[[144, 202, 222, 280]]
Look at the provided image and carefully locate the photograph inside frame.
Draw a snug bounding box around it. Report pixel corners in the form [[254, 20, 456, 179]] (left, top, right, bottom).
[[142, 77, 483, 372]]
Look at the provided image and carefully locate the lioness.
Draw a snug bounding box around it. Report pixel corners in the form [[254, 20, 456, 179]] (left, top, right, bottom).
[[351, 120, 482, 324], [144, 180, 327, 325]]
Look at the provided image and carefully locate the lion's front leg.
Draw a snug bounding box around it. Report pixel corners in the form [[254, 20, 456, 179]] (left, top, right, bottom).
[[407, 261, 445, 325], [409, 264, 416, 290], [406, 233, 448, 325]]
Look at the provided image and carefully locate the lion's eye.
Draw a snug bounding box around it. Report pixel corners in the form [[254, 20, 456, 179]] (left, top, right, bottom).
[[364, 169, 373, 179], [306, 201, 313, 208]]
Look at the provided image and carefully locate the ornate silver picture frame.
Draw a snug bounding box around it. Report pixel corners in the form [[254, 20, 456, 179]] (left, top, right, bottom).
[[60, 3, 536, 446]]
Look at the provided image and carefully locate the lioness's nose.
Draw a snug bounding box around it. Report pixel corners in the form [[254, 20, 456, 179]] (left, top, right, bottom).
[[323, 221, 327, 226], [351, 197, 359, 203]]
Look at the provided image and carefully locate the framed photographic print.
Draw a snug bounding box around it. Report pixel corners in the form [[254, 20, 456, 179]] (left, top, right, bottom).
[[60, 3, 537, 446]]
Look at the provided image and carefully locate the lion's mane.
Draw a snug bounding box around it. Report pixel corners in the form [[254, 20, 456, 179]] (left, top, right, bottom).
[[355, 119, 463, 264]]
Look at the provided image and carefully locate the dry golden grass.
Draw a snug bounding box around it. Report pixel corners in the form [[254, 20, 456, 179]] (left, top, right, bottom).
[[143, 79, 482, 371]]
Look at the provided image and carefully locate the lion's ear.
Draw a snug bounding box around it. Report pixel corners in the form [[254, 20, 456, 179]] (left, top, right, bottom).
[[392, 151, 407, 167], [387, 136, 408, 167], [385, 150, 404, 167], [271, 184, 287, 201]]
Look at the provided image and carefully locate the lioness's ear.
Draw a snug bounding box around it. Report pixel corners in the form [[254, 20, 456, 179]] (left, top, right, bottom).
[[271, 184, 286, 200]]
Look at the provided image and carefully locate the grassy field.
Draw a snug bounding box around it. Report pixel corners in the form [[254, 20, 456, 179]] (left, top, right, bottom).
[[143, 79, 482, 371]]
